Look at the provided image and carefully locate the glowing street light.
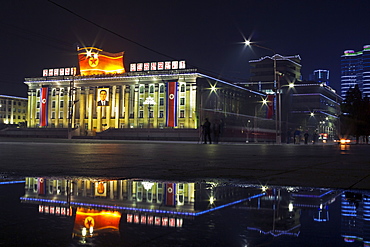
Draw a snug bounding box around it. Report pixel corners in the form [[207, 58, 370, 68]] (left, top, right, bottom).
[[245, 40, 281, 144]]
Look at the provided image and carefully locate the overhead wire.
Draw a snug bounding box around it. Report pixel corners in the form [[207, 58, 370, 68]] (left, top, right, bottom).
[[46, 0, 248, 82]]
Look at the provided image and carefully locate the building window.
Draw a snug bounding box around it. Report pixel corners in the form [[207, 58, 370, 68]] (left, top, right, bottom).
[[60, 100, 64, 108], [180, 110, 185, 118], [180, 84, 185, 92], [139, 111, 143, 118], [52, 89, 56, 96], [60, 89, 64, 97], [149, 85, 154, 94], [139, 98, 143, 106], [36, 102, 40, 108], [51, 112, 55, 119], [160, 85, 164, 93], [159, 111, 164, 118], [180, 98, 185, 105], [149, 110, 153, 118], [37, 90, 40, 97], [59, 111, 63, 119], [159, 98, 164, 106], [36, 112, 40, 119], [52, 101, 56, 108], [139, 86, 144, 94]]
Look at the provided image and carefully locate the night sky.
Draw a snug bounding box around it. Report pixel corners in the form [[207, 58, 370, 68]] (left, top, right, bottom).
[[1, 0, 370, 97]]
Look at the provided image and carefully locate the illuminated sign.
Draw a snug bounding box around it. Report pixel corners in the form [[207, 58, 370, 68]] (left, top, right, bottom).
[[38, 205, 72, 216], [42, 67, 76, 77], [78, 47, 125, 76], [74, 208, 121, 235], [127, 213, 183, 227], [130, 60, 186, 72]]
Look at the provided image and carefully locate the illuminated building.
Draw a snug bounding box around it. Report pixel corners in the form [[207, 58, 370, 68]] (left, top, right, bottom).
[[24, 46, 277, 141], [341, 45, 370, 98], [247, 54, 302, 93], [285, 82, 342, 141], [310, 69, 330, 86], [0, 95, 28, 127], [238, 54, 341, 142]]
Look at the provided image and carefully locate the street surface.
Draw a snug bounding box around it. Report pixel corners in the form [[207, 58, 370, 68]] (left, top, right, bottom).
[[0, 138, 369, 190]]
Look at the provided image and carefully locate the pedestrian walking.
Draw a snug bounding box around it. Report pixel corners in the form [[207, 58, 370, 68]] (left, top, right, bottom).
[[312, 132, 318, 144], [304, 132, 309, 144], [203, 118, 212, 144]]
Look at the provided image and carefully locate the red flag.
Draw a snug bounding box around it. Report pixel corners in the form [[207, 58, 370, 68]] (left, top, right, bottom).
[[166, 82, 178, 127], [165, 183, 176, 206], [266, 94, 274, 119], [40, 87, 49, 127], [78, 47, 125, 76]]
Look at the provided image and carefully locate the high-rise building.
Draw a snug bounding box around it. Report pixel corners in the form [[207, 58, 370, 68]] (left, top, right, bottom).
[[341, 45, 370, 98], [310, 69, 330, 86]]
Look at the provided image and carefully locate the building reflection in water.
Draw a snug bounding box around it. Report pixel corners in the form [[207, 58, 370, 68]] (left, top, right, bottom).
[[19, 176, 370, 245]]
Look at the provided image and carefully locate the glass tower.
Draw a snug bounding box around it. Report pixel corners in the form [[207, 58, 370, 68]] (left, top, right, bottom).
[[341, 45, 370, 98]]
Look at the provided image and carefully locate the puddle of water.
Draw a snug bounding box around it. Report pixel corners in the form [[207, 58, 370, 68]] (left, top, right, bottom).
[[0, 176, 367, 246]]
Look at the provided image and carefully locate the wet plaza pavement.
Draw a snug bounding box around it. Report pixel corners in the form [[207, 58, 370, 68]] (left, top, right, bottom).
[[0, 137, 369, 189], [1, 138, 370, 246]]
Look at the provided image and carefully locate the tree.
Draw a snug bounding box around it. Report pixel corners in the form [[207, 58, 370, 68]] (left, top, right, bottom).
[[340, 85, 370, 143]]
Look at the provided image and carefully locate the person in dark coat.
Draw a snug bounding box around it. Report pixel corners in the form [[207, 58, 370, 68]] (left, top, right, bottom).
[[304, 132, 309, 144], [203, 118, 212, 144]]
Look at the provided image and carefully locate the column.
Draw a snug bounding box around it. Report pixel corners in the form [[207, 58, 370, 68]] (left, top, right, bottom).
[[114, 86, 120, 128], [79, 88, 86, 134], [87, 88, 93, 133], [124, 86, 130, 128]]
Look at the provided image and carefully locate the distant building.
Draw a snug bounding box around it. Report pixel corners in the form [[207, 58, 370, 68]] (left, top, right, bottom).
[[247, 54, 302, 93], [284, 82, 342, 141], [310, 69, 330, 86], [0, 95, 28, 126], [237, 54, 342, 143], [341, 45, 370, 98]]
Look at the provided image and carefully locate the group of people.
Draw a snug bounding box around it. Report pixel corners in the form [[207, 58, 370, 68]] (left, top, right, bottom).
[[288, 129, 318, 144], [202, 118, 223, 144]]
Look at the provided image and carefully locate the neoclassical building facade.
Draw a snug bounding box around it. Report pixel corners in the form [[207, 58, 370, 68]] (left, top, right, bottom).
[[24, 47, 275, 140]]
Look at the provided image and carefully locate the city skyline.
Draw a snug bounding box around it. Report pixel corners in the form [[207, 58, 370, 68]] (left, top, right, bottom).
[[1, 0, 370, 97]]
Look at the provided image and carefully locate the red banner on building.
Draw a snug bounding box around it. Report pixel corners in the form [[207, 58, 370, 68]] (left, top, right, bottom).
[[165, 183, 176, 206], [37, 178, 46, 195], [78, 47, 125, 76], [40, 87, 49, 127], [266, 94, 274, 119], [166, 82, 178, 127]]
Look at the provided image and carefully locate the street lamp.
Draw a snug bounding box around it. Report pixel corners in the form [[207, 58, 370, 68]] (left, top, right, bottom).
[[143, 96, 156, 128], [245, 40, 281, 144]]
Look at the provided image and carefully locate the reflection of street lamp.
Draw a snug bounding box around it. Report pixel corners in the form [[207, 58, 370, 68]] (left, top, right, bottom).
[[245, 40, 281, 144], [143, 96, 156, 128]]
